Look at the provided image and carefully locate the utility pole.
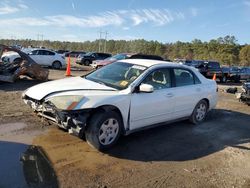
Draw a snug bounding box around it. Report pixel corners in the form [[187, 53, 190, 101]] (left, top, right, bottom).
[[98, 30, 108, 52], [98, 30, 102, 52], [37, 33, 44, 47], [104, 31, 108, 53], [41, 34, 44, 47]]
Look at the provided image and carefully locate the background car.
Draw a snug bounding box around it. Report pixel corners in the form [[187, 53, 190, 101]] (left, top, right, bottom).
[[1, 48, 66, 69], [221, 66, 241, 82], [198, 61, 228, 82], [1, 51, 21, 63], [182, 60, 205, 68], [27, 49, 66, 69], [56, 50, 69, 54], [239, 67, 250, 81], [91, 53, 164, 69], [64, 51, 86, 57], [76, 52, 112, 66]]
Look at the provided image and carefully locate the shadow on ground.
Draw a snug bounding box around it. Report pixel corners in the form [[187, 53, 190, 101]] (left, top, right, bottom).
[[106, 109, 250, 162], [0, 67, 92, 92], [0, 79, 42, 92], [0, 141, 59, 188]]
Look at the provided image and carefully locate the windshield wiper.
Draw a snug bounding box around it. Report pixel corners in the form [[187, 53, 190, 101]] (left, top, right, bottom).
[[96, 80, 107, 86]]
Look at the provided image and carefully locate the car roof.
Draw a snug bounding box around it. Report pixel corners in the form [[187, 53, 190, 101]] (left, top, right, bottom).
[[117, 59, 188, 69]]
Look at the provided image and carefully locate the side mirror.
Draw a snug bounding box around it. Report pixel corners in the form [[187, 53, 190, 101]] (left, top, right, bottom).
[[139, 84, 154, 93]]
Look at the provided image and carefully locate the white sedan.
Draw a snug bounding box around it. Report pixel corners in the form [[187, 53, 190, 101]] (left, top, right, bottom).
[[27, 49, 66, 69], [23, 59, 218, 150], [2, 49, 66, 69]]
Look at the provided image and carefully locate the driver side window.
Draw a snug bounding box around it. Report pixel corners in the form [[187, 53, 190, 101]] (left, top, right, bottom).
[[142, 69, 171, 90]]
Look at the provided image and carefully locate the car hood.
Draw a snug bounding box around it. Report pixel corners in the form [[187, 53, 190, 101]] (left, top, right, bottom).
[[24, 76, 116, 100]]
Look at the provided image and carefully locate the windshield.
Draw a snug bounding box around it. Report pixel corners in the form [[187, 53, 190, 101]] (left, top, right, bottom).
[[85, 62, 147, 90], [105, 54, 128, 61]]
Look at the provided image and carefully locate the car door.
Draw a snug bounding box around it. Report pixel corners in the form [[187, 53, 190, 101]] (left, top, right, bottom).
[[28, 50, 41, 65], [129, 68, 175, 130], [42, 50, 55, 66], [171, 68, 203, 119]]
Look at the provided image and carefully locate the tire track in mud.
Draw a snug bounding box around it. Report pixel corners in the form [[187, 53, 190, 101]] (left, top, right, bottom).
[[132, 174, 171, 188]]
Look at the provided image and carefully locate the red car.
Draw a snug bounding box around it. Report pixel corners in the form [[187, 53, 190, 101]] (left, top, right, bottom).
[[91, 53, 163, 69]]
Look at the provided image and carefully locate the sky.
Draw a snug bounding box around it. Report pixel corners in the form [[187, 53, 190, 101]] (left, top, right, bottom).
[[0, 0, 249, 44]]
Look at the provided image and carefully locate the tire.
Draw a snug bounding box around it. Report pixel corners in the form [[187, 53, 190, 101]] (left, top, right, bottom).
[[84, 60, 91, 66], [13, 57, 23, 64], [52, 61, 62, 69], [220, 75, 227, 83], [234, 76, 240, 83], [189, 100, 208, 125], [85, 111, 122, 150]]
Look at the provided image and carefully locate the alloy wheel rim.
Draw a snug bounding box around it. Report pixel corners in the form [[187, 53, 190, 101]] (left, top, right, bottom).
[[196, 103, 206, 121], [99, 118, 119, 145]]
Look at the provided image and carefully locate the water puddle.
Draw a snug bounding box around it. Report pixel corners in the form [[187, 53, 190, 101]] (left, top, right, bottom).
[[0, 142, 58, 188]]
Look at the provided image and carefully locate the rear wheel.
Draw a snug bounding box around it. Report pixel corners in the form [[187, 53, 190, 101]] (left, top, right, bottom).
[[234, 76, 240, 83], [84, 60, 91, 66], [189, 100, 208, 124], [85, 111, 122, 150], [52, 61, 62, 69]]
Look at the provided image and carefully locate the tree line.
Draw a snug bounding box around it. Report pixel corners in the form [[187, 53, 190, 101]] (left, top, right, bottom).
[[0, 35, 249, 66]]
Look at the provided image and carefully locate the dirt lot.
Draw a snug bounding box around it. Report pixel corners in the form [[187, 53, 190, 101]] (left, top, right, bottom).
[[0, 67, 250, 188]]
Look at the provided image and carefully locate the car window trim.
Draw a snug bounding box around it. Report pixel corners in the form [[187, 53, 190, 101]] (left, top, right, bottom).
[[171, 67, 200, 87], [133, 67, 174, 93]]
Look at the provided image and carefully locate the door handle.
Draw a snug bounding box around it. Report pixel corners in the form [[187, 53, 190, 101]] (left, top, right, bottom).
[[166, 93, 174, 98]]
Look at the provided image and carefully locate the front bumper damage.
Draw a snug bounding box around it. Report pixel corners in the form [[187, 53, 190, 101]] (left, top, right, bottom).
[[23, 95, 91, 137]]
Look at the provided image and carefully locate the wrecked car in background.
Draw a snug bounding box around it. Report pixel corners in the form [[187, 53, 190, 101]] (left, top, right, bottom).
[[0, 44, 49, 83], [23, 59, 217, 151], [239, 82, 250, 105]]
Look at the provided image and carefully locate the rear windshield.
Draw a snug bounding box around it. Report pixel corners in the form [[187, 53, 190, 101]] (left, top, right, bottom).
[[207, 62, 220, 68]]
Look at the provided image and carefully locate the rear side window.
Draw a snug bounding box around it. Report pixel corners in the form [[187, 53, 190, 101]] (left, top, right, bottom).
[[46, 51, 55, 55], [174, 69, 199, 87], [38, 50, 55, 55], [31, 50, 39, 55]]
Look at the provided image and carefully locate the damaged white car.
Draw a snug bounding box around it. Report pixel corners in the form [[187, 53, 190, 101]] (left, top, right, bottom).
[[23, 59, 218, 150]]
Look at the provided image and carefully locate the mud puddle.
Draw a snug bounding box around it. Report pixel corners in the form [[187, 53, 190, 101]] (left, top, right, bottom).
[[0, 122, 57, 187], [0, 143, 58, 188]]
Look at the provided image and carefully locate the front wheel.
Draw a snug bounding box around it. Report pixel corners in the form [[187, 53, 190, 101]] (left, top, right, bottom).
[[189, 100, 208, 124], [220, 75, 227, 83], [85, 111, 122, 150], [13, 57, 23, 64], [84, 60, 91, 66]]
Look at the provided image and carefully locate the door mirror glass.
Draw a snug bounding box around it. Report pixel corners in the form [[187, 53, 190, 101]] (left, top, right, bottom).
[[139, 84, 154, 93]]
